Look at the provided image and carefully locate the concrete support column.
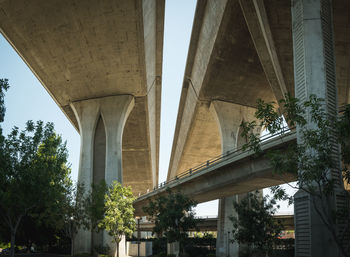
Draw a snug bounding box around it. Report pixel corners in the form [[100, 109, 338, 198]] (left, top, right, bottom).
[[70, 95, 134, 255], [210, 101, 261, 257], [292, 0, 346, 256], [71, 100, 100, 254]]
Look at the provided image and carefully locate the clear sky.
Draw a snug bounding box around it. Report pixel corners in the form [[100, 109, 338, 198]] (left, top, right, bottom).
[[0, 0, 293, 216]]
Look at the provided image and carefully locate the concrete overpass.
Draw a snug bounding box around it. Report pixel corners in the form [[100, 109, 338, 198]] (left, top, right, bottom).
[[138, 215, 295, 232], [0, 0, 164, 255], [164, 1, 350, 256], [167, 0, 350, 184], [134, 131, 296, 216], [0, 0, 164, 196]]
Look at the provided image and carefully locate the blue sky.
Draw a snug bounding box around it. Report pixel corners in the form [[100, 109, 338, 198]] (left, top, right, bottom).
[[0, 0, 293, 216]]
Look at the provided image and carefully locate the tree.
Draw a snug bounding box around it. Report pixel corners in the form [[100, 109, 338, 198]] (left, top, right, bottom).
[[143, 189, 199, 256], [85, 181, 108, 234], [58, 182, 88, 256], [0, 79, 9, 122], [230, 192, 284, 256], [238, 94, 350, 256], [0, 119, 71, 257], [0, 79, 9, 151], [98, 181, 135, 257]]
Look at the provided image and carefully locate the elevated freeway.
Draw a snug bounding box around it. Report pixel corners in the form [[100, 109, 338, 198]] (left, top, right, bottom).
[[138, 215, 295, 232], [0, 0, 164, 196], [134, 131, 296, 216], [163, 1, 350, 256]]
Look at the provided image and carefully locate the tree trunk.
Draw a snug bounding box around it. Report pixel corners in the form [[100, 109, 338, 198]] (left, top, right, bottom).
[[71, 237, 74, 257], [10, 230, 16, 257], [116, 242, 119, 257]]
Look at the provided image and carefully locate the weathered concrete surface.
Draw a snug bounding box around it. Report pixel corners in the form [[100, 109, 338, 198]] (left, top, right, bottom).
[[71, 95, 134, 255], [167, 0, 277, 180], [0, 0, 165, 195], [211, 101, 262, 257], [167, 0, 350, 184], [135, 132, 297, 216], [292, 0, 347, 256]]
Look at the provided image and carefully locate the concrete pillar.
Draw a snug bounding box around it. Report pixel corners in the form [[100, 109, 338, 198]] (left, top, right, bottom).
[[292, 0, 346, 256], [71, 95, 134, 256], [210, 101, 261, 257]]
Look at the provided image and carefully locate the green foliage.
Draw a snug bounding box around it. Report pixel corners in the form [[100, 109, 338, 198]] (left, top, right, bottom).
[[97, 254, 113, 257], [86, 181, 108, 231], [143, 189, 199, 256], [230, 192, 284, 255], [73, 252, 92, 257], [57, 181, 91, 256], [338, 105, 350, 186], [143, 189, 199, 242], [0, 120, 71, 257], [60, 180, 107, 256], [239, 93, 350, 256], [98, 181, 135, 257], [0, 79, 72, 257], [0, 78, 9, 123], [155, 253, 167, 257], [93, 244, 110, 255], [152, 237, 167, 255]]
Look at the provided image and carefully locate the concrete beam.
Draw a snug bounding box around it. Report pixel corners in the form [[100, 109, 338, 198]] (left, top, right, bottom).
[[167, 0, 276, 181], [135, 132, 297, 216], [239, 0, 288, 102], [0, 0, 165, 196], [167, 0, 227, 180], [138, 215, 295, 232], [71, 95, 134, 255]]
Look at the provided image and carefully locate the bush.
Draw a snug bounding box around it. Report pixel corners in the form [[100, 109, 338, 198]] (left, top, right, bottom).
[[152, 238, 167, 255], [73, 253, 92, 257], [94, 244, 110, 255]]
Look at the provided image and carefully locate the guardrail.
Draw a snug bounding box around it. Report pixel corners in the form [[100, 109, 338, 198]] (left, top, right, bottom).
[[137, 105, 348, 199], [138, 125, 294, 197]]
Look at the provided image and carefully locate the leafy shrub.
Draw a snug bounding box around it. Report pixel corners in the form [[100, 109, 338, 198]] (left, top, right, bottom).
[[73, 253, 91, 257], [94, 244, 110, 255]]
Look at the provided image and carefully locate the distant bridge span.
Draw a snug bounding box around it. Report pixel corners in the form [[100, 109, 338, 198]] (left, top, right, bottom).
[[134, 132, 296, 216]]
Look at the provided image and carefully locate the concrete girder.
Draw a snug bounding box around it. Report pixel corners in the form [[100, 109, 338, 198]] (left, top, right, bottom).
[[167, 0, 275, 180], [70, 95, 134, 255], [210, 101, 257, 153], [138, 215, 295, 232], [239, 0, 288, 103], [210, 101, 262, 257], [0, 0, 164, 195], [135, 133, 297, 216], [291, 0, 348, 256], [167, 0, 350, 185]]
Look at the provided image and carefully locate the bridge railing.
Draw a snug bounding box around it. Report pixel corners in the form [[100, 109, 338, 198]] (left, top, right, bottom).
[[138, 125, 295, 198], [137, 106, 349, 198]]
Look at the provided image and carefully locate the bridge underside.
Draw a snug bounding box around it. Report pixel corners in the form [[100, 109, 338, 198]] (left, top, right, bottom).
[[0, 0, 164, 194], [134, 133, 296, 216], [168, 0, 350, 181]]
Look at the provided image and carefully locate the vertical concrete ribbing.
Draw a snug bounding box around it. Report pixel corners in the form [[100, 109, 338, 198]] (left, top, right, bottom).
[[292, 0, 346, 256], [71, 100, 100, 255], [70, 95, 134, 256]]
